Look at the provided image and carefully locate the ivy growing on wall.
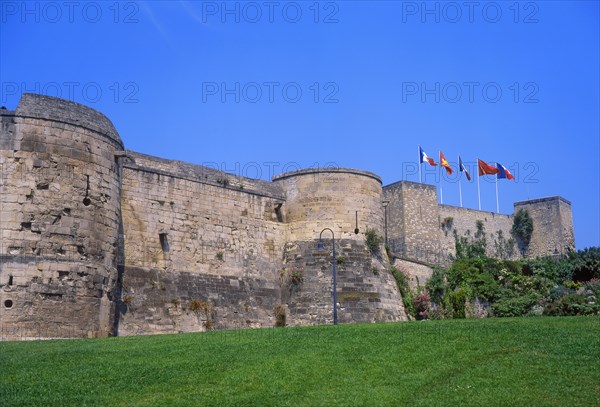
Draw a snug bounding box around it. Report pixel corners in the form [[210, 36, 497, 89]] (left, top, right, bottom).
[[493, 230, 516, 260], [512, 209, 533, 255], [453, 220, 487, 260]]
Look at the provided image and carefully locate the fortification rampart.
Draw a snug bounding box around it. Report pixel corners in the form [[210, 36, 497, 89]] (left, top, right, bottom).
[[117, 151, 287, 334], [438, 205, 516, 260], [383, 181, 443, 265], [514, 197, 575, 258], [0, 94, 123, 339], [273, 168, 384, 241], [0, 94, 574, 339]]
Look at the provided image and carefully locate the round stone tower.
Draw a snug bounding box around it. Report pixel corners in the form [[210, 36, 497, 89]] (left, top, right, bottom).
[[273, 168, 406, 325], [273, 167, 385, 241], [0, 94, 124, 339]]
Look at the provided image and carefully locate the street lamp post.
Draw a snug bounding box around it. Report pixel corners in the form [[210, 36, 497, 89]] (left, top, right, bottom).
[[317, 228, 337, 325], [382, 201, 389, 247]]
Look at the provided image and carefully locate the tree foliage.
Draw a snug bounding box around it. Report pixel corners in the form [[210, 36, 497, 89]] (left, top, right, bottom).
[[512, 209, 533, 255], [424, 247, 600, 319]]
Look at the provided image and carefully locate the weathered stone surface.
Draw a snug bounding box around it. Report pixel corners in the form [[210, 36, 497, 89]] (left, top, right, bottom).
[[514, 197, 575, 258], [1, 95, 122, 340], [384, 181, 575, 269], [0, 94, 575, 340]]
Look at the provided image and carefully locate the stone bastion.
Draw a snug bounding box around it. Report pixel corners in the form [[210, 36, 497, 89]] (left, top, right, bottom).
[[0, 94, 574, 339]]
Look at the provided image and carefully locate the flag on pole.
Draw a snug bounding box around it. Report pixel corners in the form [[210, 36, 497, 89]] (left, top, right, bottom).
[[496, 163, 515, 180], [419, 146, 437, 166], [439, 151, 453, 175], [459, 156, 471, 181], [478, 159, 499, 176]]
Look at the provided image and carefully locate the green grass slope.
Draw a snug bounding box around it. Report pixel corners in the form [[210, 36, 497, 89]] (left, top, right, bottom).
[[1, 317, 599, 406]]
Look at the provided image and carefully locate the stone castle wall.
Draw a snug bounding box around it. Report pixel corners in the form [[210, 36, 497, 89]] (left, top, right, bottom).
[[514, 197, 575, 258], [438, 205, 516, 260], [273, 168, 384, 242], [0, 94, 575, 339], [274, 169, 405, 326], [383, 181, 576, 289], [0, 94, 123, 339], [117, 151, 287, 335], [383, 181, 443, 265]]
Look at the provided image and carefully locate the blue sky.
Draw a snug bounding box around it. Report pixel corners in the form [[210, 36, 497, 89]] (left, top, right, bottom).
[[1, 1, 598, 249]]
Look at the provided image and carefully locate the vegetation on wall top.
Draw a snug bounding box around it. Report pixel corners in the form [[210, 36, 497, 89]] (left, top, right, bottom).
[[413, 247, 600, 320]]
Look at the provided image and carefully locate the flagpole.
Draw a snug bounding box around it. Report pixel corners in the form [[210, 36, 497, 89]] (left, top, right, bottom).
[[477, 158, 481, 210], [458, 154, 463, 207], [418, 145, 422, 183], [495, 174, 499, 214], [439, 153, 443, 204]]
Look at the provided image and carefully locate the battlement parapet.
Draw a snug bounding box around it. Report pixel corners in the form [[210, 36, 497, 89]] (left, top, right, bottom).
[[514, 196, 572, 207], [15, 93, 123, 148]]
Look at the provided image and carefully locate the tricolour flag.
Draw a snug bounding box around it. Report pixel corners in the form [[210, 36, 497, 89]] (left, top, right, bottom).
[[459, 156, 471, 181], [478, 158, 499, 176], [439, 151, 453, 175], [419, 146, 437, 166], [496, 163, 515, 180]]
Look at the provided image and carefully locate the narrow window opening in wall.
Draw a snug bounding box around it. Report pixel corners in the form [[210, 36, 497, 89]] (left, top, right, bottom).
[[275, 203, 284, 222], [159, 233, 170, 252], [4, 300, 13, 308], [8, 275, 13, 285]]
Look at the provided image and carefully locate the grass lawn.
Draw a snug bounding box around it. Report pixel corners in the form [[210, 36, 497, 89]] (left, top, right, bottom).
[[1, 317, 599, 406]]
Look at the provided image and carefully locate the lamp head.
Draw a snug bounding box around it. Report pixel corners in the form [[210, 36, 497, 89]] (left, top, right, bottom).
[[317, 240, 325, 251]]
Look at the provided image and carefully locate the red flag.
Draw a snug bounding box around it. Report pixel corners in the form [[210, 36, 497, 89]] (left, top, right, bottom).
[[439, 151, 453, 175], [478, 159, 499, 176]]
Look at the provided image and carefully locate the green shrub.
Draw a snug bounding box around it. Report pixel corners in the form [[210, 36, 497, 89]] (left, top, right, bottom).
[[521, 256, 573, 285], [543, 293, 599, 316], [585, 278, 600, 301], [426, 267, 447, 304], [365, 228, 383, 254], [493, 230, 515, 259], [390, 266, 415, 318], [449, 288, 469, 319], [491, 292, 540, 317], [422, 245, 600, 319], [569, 247, 600, 282], [453, 228, 486, 260]]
